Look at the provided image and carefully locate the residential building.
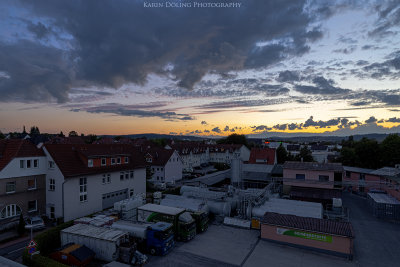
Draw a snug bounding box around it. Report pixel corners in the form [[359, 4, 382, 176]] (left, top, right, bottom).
[[248, 148, 276, 165], [144, 148, 183, 184], [283, 161, 343, 190], [43, 144, 146, 221], [343, 166, 380, 194], [0, 140, 47, 227]]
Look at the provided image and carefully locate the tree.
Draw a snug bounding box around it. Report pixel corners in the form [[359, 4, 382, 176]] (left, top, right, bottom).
[[68, 131, 78, 137], [295, 146, 313, 162], [276, 143, 288, 164], [217, 134, 248, 146], [17, 213, 25, 236], [380, 134, 400, 167], [22, 125, 27, 134], [0, 131, 4, 139], [338, 147, 358, 166], [86, 134, 98, 144], [30, 126, 40, 135], [354, 138, 380, 169], [58, 131, 65, 137]]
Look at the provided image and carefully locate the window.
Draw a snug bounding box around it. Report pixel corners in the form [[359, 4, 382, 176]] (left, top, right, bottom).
[[48, 161, 55, 169], [28, 200, 37, 212], [130, 171, 134, 179], [0, 204, 21, 219], [102, 174, 106, 184], [101, 158, 106, 166], [111, 158, 116, 165], [26, 160, 31, 168], [49, 179, 55, 191], [345, 171, 351, 178], [28, 178, 36, 190], [360, 173, 365, 180], [161, 167, 164, 171], [120, 172, 124, 181], [152, 168, 154, 171], [157, 168, 159, 171], [125, 157, 129, 163], [6, 182, 16, 193], [296, 174, 305, 180], [20, 160, 24, 168], [33, 159, 39, 168], [88, 159, 93, 167], [125, 172, 129, 179], [107, 174, 111, 183], [79, 178, 87, 202], [117, 157, 121, 164], [319, 175, 329, 182], [50, 206, 55, 219], [130, 189, 134, 197], [157, 176, 159, 180]]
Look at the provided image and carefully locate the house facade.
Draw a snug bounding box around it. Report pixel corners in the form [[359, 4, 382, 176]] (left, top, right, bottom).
[[44, 144, 146, 221], [145, 148, 183, 184], [283, 161, 343, 189], [0, 140, 47, 227]]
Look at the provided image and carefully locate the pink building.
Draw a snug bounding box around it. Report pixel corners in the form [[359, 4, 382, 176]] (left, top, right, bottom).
[[283, 161, 343, 189]]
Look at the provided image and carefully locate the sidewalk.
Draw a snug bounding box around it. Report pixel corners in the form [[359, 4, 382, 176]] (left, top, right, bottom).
[[0, 228, 47, 250]]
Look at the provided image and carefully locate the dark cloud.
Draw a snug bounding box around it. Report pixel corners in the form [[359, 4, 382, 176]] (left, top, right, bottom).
[[252, 125, 272, 132], [74, 103, 194, 121], [195, 98, 290, 111], [294, 76, 350, 95], [201, 121, 207, 125], [223, 126, 230, 132], [211, 127, 221, 133], [194, 130, 202, 134], [369, 1, 400, 37], [278, 70, 300, 82], [204, 129, 210, 133], [0, 40, 73, 103], [230, 128, 235, 132], [332, 46, 356, 54], [365, 116, 377, 124], [169, 132, 177, 135], [0, 0, 325, 103], [386, 117, 400, 123]]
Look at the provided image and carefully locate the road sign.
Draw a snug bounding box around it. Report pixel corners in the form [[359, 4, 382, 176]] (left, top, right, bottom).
[[27, 240, 37, 248], [28, 247, 36, 255]]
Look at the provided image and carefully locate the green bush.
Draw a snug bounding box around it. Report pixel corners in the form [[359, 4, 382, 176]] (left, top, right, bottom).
[[22, 249, 68, 267], [34, 221, 73, 256]]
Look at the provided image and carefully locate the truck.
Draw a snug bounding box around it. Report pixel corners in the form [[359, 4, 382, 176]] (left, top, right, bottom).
[[137, 203, 196, 241], [60, 224, 146, 265], [161, 196, 209, 233], [111, 220, 174, 256]]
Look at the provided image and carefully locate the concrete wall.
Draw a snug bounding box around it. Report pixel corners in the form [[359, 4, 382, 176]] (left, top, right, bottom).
[[63, 168, 146, 221], [0, 156, 47, 179], [344, 172, 381, 193], [283, 169, 335, 189], [164, 151, 183, 183], [260, 224, 353, 257]]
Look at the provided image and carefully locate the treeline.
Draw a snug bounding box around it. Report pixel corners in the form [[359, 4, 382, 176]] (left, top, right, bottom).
[[337, 134, 400, 169], [276, 144, 313, 164]]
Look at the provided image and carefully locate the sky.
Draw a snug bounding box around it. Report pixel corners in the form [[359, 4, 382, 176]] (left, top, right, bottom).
[[0, 0, 400, 137]]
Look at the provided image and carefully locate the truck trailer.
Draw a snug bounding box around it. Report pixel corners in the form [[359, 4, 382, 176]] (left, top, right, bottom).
[[111, 220, 174, 255], [161, 196, 209, 233], [137, 204, 196, 241]]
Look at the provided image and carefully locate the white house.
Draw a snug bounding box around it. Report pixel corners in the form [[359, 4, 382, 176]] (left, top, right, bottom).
[[43, 144, 146, 221], [145, 148, 183, 184]]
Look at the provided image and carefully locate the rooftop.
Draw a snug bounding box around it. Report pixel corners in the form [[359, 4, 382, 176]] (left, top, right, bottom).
[[262, 212, 354, 238], [61, 224, 127, 242], [343, 166, 375, 174], [283, 161, 343, 172], [139, 203, 185, 215], [0, 139, 45, 171], [368, 192, 400, 205]]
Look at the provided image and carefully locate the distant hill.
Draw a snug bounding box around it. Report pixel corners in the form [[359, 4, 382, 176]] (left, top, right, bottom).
[[247, 133, 397, 143], [102, 133, 205, 141]]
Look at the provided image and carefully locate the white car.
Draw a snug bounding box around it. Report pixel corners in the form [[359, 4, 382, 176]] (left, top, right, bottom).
[[25, 216, 45, 231]]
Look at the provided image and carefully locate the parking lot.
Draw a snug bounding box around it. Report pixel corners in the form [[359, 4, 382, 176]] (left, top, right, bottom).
[[147, 192, 400, 267]]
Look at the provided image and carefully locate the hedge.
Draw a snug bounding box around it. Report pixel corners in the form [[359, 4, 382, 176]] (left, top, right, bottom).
[[22, 249, 68, 267], [33, 221, 74, 256]]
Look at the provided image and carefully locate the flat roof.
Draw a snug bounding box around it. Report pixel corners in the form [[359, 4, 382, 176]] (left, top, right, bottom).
[[283, 161, 343, 172], [262, 212, 354, 238], [343, 166, 375, 174], [368, 193, 400, 205], [139, 203, 185, 215], [262, 198, 323, 219], [61, 224, 127, 242]]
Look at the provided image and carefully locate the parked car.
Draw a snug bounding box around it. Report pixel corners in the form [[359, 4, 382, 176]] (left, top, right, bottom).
[[25, 216, 46, 231]]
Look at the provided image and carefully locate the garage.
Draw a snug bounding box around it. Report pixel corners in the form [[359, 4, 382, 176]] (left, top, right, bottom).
[[261, 212, 354, 259], [102, 189, 128, 209]]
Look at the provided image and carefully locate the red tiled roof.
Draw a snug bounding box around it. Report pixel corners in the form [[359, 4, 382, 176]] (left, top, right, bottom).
[[262, 212, 354, 238], [283, 161, 343, 172], [248, 148, 276, 165], [0, 139, 45, 171], [44, 144, 147, 178], [144, 147, 175, 166]]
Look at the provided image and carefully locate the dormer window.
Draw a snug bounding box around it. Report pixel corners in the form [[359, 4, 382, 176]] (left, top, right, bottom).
[[117, 157, 121, 164], [146, 158, 152, 163], [101, 158, 106, 166], [125, 157, 129, 164], [111, 158, 116, 165], [88, 159, 93, 167]]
